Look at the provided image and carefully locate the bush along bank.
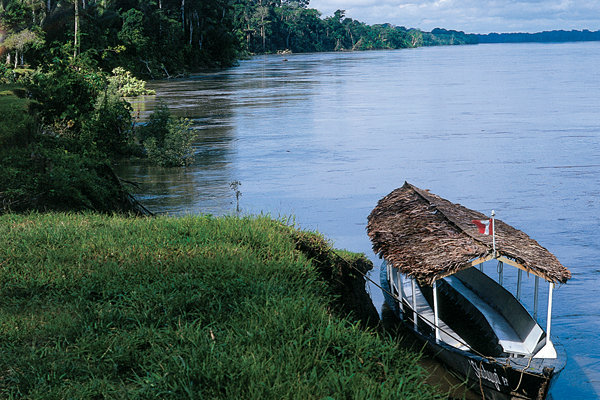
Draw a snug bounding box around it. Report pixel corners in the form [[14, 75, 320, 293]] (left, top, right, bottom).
[[292, 230, 381, 328], [0, 213, 443, 399], [0, 82, 139, 214], [0, 61, 195, 214]]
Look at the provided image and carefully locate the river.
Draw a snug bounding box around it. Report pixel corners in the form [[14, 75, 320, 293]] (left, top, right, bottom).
[[115, 42, 600, 398]]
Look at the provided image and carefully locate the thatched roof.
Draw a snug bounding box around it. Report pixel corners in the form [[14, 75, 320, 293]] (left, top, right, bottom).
[[367, 182, 571, 285]]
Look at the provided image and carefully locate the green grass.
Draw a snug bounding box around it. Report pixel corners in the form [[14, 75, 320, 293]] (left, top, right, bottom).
[[0, 84, 28, 107], [0, 213, 441, 399], [0, 84, 34, 149]]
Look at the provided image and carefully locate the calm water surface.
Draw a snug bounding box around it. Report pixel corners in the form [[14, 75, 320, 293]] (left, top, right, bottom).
[[116, 42, 600, 398]]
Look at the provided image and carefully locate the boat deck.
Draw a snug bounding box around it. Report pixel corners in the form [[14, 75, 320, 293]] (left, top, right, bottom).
[[399, 277, 470, 351], [444, 275, 543, 356]]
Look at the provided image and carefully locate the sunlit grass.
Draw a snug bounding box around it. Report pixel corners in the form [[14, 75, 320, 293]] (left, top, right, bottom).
[[0, 213, 441, 399], [0, 84, 29, 110]]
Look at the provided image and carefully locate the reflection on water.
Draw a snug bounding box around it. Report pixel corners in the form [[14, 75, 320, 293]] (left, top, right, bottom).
[[116, 43, 600, 398], [116, 161, 233, 215], [116, 75, 240, 215]]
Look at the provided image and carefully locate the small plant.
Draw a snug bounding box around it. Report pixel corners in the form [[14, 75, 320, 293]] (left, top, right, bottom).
[[137, 102, 197, 167], [0, 64, 14, 84], [81, 88, 134, 155], [108, 67, 155, 97], [230, 181, 242, 213], [144, 118, 196, 167]]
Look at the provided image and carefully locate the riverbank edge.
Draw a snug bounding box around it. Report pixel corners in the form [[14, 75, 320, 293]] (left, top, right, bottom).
[[0, 212, 443, 399], [0, 82, 151, 215]]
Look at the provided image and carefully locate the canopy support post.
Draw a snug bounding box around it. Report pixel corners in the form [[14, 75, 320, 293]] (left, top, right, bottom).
[[546, 282, 553, 340], [534, 276, 539, 320], [397, 269, 404, 314], [517, 269, 522, 301], [491, 210, 496, 254], [412, 278, 418, 331], [534, 281, 557, 359], [433, 280, 440, 343], [386, 261, 391, 292], [498, 260, 504, 286]]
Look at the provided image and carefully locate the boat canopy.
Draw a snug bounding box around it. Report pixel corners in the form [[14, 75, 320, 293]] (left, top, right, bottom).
[[367, 182, 571, 285]]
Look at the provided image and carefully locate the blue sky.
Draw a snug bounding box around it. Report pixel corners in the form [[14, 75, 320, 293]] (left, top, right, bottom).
[[308, 0, 600, 34]]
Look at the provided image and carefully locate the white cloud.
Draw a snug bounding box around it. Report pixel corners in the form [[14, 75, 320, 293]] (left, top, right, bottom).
[[308, 0, 600, 33]]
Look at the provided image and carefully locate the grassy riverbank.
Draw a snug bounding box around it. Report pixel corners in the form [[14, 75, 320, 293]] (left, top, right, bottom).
[[0, 213, 441, 399]]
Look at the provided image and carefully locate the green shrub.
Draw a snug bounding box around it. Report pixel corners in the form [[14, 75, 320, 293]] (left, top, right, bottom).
[[26, 60, 104, 133], [0, 106, 36, 148], [0, 139, 132, 213], [137, 102, 197, 167], [81, 89, 134, 155], [0, 67, 140, 213], [144, 118, 196, 167], [108, 67, 155, 97], [0, 64, 14, 84], [0, 85, 36, 148], [136, 101, 171, 144], [25, 62, 135, 157]]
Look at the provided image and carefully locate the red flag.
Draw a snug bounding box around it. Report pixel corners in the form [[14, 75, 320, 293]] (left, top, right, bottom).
[[472, 219, 492, 235]]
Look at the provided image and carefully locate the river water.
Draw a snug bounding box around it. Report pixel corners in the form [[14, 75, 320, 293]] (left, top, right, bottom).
[[115, 42, 600, 398]]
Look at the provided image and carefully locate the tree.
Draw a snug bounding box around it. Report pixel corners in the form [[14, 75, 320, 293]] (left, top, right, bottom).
[[255, 5, 270, 52], [325, 9, 346, 50], [73, 0, 80, 57], [232, 0, 257, 51], [3, 28, 44, 67], [407, 29, 423, 47]]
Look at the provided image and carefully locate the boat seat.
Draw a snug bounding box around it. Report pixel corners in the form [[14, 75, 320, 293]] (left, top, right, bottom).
[[444, 275, 543, 355], [400, 277, 470, 351]]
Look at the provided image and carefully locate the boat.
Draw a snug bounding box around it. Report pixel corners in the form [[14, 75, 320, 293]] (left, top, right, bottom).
[[367, 182, 571, 400]]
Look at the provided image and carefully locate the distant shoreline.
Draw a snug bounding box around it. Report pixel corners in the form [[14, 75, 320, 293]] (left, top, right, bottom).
[[473, 29, 600, 43]]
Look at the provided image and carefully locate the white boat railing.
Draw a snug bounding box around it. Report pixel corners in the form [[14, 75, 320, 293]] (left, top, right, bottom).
[[385, 257, 558, 359], [471, 255, 557, 359]]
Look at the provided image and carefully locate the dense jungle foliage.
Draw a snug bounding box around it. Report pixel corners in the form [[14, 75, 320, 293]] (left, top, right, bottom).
[[0, 66, 196, 212], [0, 0, 477, 79], [0, 0, 480, 213], [0, 70, 140, 213]]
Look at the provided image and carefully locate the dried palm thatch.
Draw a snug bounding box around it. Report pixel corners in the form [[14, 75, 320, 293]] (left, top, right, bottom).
[[367, 182, 571, 285]]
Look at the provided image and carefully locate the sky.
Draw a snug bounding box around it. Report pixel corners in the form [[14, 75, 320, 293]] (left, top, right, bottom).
[[308, 0, 600, 34]]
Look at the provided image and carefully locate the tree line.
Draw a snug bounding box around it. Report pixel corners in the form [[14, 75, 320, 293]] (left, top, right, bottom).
[[0, 0, 477, 213], [476, 29, 600, 44], [1, 0, 477, 78]]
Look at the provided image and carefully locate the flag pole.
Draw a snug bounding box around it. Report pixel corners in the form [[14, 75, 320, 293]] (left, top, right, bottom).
[[491, 210, 496, 256]]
